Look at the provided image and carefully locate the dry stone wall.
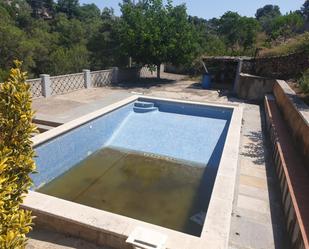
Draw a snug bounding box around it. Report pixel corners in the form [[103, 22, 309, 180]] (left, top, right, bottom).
[[242, 52, 309, 80]]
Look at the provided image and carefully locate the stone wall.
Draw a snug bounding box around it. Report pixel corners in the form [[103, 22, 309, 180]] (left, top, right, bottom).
[[165, 52, 308, 83], [236, 73, 275, 101], [118, 67, 140, 82], [165, 60, 238, 83], [273, 80, 309, 169], [242, 52, 309, 80]]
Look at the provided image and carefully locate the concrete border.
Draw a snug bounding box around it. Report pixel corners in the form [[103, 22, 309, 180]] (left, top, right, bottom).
[[24, 96, 243, 249], [273, 80, 309, 168]]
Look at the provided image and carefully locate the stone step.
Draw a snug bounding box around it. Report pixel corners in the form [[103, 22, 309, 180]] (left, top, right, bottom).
[[134, 101, 154, 108], [33, 118, 63, 127], [133, 106, 158, 113], [35, 123, 55, 133]]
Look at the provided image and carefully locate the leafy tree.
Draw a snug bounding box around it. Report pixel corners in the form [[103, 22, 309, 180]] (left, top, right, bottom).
[[218, 12, 242, 50], [270, 12, 304, 41], [240, 17, 261, 51], [88, 8, 125, 69], [78, 3, 101, 21], [255, 5, 281, 35], [56, 0, 80, 18], [120, 0, 200, 78], [218, 12, 260, 53], [26, 21, 60, 76], [53, 13, 86, 47], [202, 34, 227, 56], [47, 44, 89, 75], [26, 0, 54, 18], [302, 0, 309, 21], [256, 5, 281, 20], [0, 4, 13, 24], [0, 25, 28, 70], [0, 0, 308, 79]]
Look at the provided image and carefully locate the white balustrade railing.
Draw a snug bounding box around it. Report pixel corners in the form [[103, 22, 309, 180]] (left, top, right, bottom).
[[26, 67, 144, 98]]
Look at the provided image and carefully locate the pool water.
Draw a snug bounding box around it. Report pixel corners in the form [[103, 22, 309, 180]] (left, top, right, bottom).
[[38, 147, 217, 236]]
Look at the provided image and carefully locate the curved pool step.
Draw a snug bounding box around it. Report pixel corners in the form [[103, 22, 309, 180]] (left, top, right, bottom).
[[134, 101, 154, 108], [133, 106, 158, 113]]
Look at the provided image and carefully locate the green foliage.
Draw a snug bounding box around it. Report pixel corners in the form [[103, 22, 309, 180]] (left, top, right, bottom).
[[78, 4, 101, 21], [53, 13, 86, 47], [260, 32, 309, 56], [298, 69, 309, 93], [255, 5, 281, 20], [302, 0, 309, 21], [119, 0, 200, 78], [88, 8, 125, 70], [0, 61, 37, 249], [48, 44, 89, 75], [202, 34, 227, 56], [0, 0, 308, 77], [269, 12, 304, 41], [218, 12, 260, 53], [56, 0, 80, 19]]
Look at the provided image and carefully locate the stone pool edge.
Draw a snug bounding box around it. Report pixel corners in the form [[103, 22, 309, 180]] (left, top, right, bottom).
[[23, 95, 243, 249]]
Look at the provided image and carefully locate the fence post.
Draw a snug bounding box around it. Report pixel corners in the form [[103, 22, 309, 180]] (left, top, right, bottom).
[[233, 59, 243, 94], [83, 69, 91, 88], [112, 67, 119, 84], [40, 74, 51, 97]]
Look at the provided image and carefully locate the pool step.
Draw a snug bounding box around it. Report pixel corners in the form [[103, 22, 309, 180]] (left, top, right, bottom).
[[33, 118, 63, 134], [133, 106, 158, 113], [35, 123, 55, 133], [133, 101, 158, 113], [134, 101, 154, 108]]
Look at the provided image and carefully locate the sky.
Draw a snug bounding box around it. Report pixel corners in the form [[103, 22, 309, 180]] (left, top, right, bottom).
[[79, 0, 304, 19]]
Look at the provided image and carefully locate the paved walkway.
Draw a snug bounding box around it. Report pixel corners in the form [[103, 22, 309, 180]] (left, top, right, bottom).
[[28, 75, 288, 249], [229, 104, 289, 249], [33, 80, 228, 120], [27, 228, 111, 249]]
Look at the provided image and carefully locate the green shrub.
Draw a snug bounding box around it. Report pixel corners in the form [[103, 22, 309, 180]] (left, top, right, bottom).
[[0, 61, 37, 248], [298, 69, 309, 94], [261, 32, 309, 56]]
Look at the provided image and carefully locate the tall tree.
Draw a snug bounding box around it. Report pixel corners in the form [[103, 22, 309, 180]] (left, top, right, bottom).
[[88, 8, 124, 69], [302, 0, 309, 21], [78, 3, 101, 21], [270, 12, 304, 41], [255, 5, 281, 20], [56, 0, 79, 18], [218, 12, 260, 53], [26, 0, 54, 18], [119, 0, 200, 78], [255, 5, 281, 35]]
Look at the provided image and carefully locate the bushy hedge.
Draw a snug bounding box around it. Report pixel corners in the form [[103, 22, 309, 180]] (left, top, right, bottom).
[[0, 61, 37, 248]]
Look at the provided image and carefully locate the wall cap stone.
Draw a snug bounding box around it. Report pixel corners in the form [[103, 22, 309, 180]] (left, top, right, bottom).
[[276, 80, 309, 126]]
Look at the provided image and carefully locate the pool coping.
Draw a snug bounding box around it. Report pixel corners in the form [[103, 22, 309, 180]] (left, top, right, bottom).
[[23, 95, 243, 249]]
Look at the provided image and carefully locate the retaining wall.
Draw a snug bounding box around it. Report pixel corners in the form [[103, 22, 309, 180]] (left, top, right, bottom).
[[273, 80, 309, 169], [264, 95, 309, 249], [236, 73, 276, 101], [242, 52, 309, 80]]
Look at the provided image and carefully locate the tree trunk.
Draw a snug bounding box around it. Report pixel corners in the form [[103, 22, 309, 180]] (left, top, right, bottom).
[[157, 64, 161, 79]]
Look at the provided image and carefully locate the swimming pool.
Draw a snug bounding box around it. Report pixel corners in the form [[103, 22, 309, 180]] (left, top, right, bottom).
[[24, 96, 242, 249]]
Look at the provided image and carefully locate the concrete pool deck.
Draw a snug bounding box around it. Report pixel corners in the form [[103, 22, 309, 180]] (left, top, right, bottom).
[[27, 77, 288, 249]]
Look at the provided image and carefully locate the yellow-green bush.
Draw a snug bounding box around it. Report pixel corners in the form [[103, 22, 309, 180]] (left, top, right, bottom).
[[298, 68, 309, 94], [0, 61, 37, 248]]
